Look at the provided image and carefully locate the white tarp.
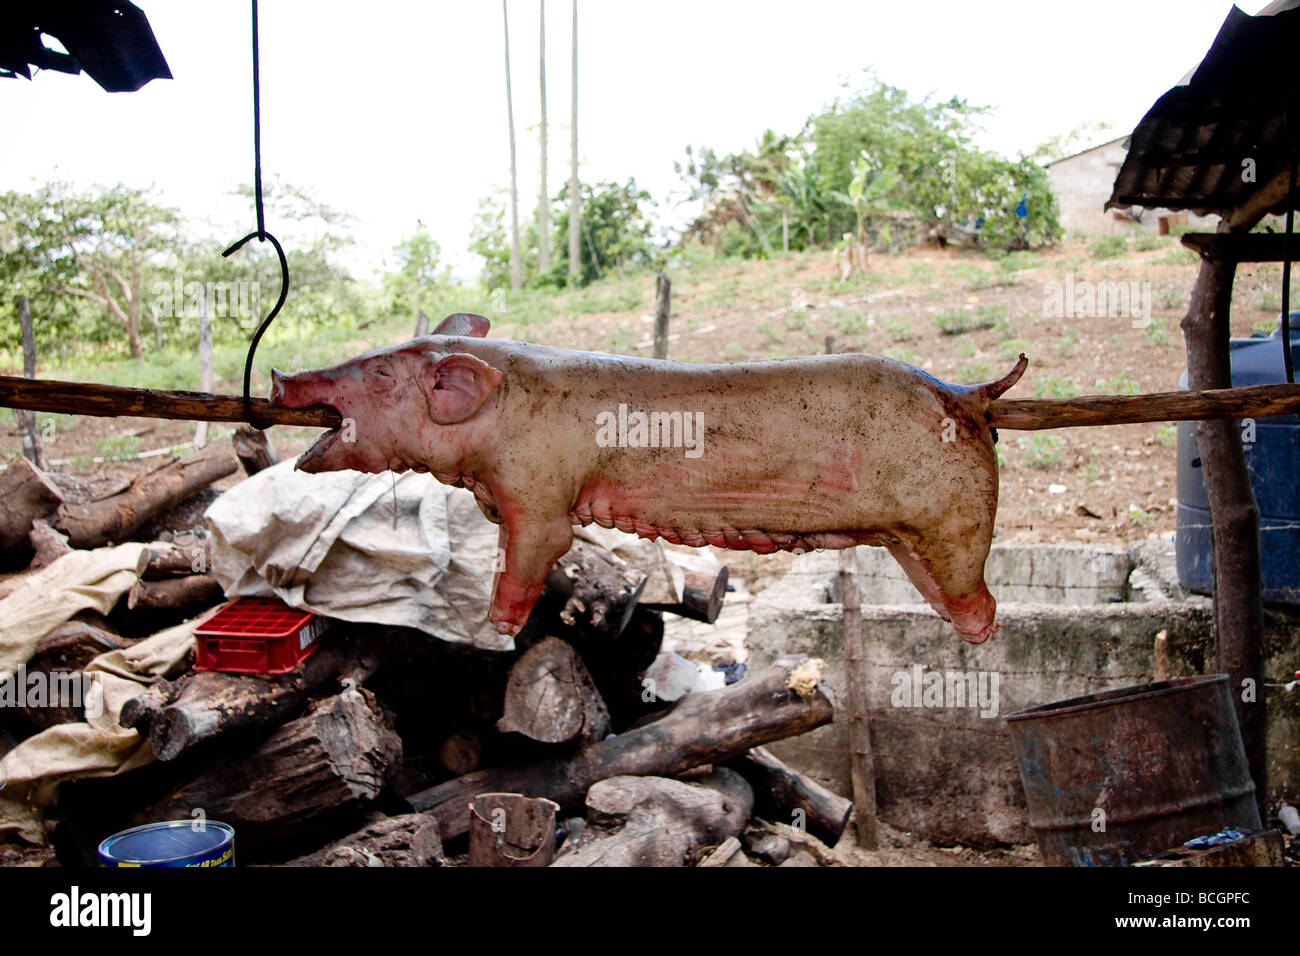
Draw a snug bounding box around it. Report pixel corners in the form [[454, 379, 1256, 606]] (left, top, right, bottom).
[[204, 460, 692, 652]]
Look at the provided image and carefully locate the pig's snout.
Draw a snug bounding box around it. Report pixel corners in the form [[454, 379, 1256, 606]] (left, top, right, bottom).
[[269, 368, 337, 412]]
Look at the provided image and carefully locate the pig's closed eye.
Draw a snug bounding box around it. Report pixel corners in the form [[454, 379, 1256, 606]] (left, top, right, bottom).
[[376, 369, 392, 377]]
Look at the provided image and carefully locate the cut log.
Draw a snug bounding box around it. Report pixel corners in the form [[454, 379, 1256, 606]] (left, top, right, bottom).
[[232, 424, 279, 476], [407, 656, 835, 842], [4, 620, 126, 731], [438, 730, 484, 776], [287, 813, 444, 867], [728, 746, 852, 846], [698, 835, 755, 867], [497, 636, 610, 743], [565, 605, 665, 728], [552, 768, 752, 867], [126, 574, 224, 613], [139, 688, 402, 856], [28, 520, 72, 570], [141, 632, 380, 761], [55, 444, 237, 548], [545, 539, 646, 640], [644, 550, 729, 623], [135, 542, 211, 579], [117, 678, 180, 736], [0, 457, 63, 563]]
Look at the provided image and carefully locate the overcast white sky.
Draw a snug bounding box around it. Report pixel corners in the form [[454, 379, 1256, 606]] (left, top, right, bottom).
[[0, 0, 1261, 280]]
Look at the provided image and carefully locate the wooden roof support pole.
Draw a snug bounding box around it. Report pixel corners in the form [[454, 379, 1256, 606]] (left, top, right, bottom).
[[1181, 243, 1266, 812]]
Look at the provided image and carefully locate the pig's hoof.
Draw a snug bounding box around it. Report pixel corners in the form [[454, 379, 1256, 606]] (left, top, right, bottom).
[[491, 620, 522, 636], [957, 621, 998, 645]]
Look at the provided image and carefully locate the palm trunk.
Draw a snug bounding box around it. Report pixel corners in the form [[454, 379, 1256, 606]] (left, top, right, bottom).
[[538, 0, 550, 275], [568, 0, 580, 282], [503, 0, 522, 291]]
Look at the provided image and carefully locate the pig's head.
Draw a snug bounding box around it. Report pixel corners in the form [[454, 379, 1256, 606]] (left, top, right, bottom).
[[270, 312, 503, 475]]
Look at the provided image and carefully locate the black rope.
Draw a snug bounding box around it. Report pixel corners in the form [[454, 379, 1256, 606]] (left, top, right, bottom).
[[223, 0, 288, 429]]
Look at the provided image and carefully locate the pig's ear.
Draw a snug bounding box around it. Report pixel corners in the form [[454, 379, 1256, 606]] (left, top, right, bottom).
[[425, 352, 502, 424], [433, 312, 491, 337]]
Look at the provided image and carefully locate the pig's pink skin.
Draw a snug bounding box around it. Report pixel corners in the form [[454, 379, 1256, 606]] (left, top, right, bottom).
[[271, 316, 1026, 642]]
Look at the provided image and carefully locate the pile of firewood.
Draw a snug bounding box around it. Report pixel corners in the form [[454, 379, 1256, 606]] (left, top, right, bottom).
[[2, 437, 851, 867]]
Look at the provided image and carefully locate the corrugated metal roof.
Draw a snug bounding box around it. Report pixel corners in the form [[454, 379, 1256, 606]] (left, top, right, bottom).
[[1106, 1, 1300, 218]]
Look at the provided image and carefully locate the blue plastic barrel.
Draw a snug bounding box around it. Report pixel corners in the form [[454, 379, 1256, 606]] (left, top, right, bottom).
[[98, 820, 235, 867], [1176, 316, 1300, 603]]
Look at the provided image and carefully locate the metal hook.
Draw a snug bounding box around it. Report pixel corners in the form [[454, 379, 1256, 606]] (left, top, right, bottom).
[[223, 230, 288, 428]]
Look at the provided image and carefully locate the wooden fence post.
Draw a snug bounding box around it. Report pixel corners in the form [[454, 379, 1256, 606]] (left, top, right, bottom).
[[17, 297, 45, 469], [653, 272, 671, 360]]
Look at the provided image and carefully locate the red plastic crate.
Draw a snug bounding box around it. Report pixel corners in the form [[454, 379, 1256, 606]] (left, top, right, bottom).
[[194, 597, 328, 674]]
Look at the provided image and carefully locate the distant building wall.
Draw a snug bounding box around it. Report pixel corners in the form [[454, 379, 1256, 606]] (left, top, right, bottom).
[[1047, 137, 1219, 236]]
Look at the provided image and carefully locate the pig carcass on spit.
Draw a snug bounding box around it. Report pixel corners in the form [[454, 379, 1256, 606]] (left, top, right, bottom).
[[270, 312, 1027, 643]]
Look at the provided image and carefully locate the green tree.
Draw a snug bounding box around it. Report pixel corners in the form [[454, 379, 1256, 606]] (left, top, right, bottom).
[[384, 223, 451, 322], [472, 178, 654, 289], [0, 181, 181, 359]]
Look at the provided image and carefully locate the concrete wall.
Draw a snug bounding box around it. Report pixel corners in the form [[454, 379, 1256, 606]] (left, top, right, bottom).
[[745, 545, 1300, 847], [1047, 138, 1219, 237]]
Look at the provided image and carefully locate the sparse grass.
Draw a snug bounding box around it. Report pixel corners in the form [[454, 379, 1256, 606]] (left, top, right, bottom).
[[1004, 251, 1042, 271], [955, 340, 977, 358], [785, 312, 810, 333], [1135, 235, 1168, 252], [998, 338, 1030, 360], [935, 308, 998, 335], [836, 311, 869, 335], [756, 322, 784, 345], [1154, 246, 1198, 267], [1099, 373, 1140, 395], [1159, 287, 1185, 310], [883, 345, 920, 365], [957, 362, 994, 384], [884, 319, 914, 342], [722, 341, 746, 361], [1157, 424, 1178, 446], [907, 262, 936, 284], [1017, 434, 1065, 469], [1256, 291, 1282, 313], [96, 433, 143, 460], [991, 316, 1018, 340], [606, 324, 634, 352], [1129, 503, 1154, 527], [1035, 376, 1080, 399], [1253, 318, 1279, 334], [1088, 235, 1128, 259], [1146, 319, 1172, 345]]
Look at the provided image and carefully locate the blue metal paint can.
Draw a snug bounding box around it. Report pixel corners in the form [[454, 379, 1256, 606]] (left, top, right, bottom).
[[98, 820, 236, 867]]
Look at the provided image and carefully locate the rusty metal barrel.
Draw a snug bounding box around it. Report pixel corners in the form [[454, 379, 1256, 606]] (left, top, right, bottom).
[[1005, 675, 1260, 866]]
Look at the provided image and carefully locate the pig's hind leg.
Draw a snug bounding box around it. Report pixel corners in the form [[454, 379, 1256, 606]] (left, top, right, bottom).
[[883, 531, 998, 644]]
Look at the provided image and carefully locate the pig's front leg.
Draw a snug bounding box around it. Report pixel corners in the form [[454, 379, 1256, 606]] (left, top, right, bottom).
[[488, 516, 575, 635]]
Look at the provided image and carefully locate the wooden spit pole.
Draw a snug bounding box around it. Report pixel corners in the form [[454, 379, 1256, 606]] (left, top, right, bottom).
[[1, 374, 1298, 432]]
